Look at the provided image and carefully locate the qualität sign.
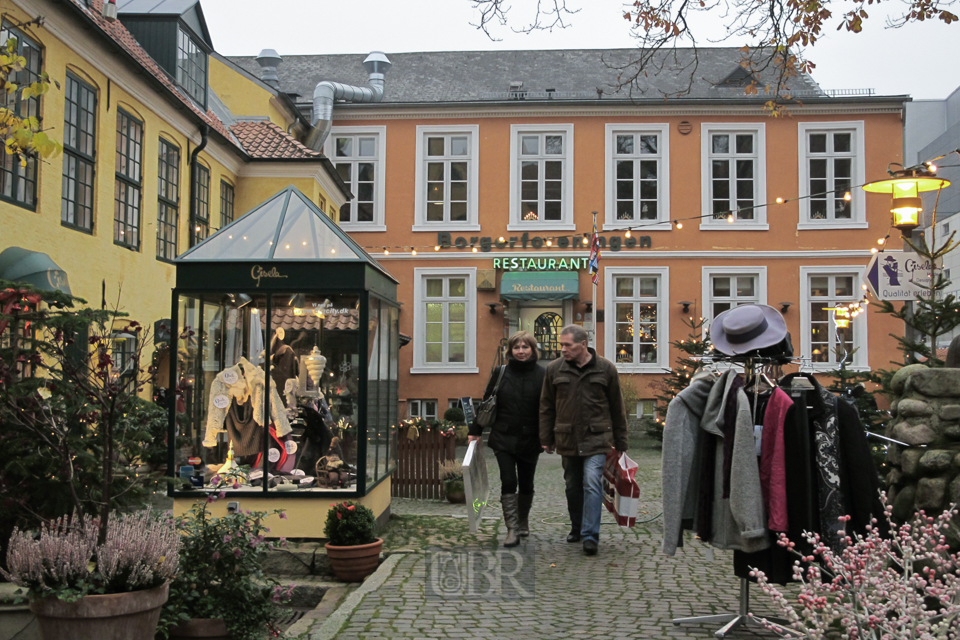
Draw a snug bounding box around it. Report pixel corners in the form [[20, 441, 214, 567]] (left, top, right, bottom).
[[864, 251, 943, 300]]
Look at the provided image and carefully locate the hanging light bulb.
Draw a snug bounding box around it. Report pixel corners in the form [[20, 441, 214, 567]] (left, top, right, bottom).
[[434, 245, 441, 251], [546, 239, 552, 246], [843, 192, 852, 201], [878, 237, 886, 245], [775, 197, 784, 204], [472, 247, 478, 253], [675, 221, 683, 229], [411, 248, 417, 256], [498, 236, 506, 243], [726, 214, 734, 223], [871, 247, 879, 254], [383, 247, 389, 255], [625, 229, 632, 238]]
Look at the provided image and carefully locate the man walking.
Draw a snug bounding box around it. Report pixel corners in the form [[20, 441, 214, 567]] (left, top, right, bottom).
[[540, 325, 629, 556]]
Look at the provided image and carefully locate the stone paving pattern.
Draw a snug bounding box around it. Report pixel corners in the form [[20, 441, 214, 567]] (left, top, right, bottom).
[[326, 435, 791, 639]]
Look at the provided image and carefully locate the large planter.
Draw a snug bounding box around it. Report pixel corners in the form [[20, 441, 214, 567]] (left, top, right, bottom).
[[168, 618, 230, 640], [444, 479, 466, 503], [324, 538, 383, 582], [28, 581, 168, 640]]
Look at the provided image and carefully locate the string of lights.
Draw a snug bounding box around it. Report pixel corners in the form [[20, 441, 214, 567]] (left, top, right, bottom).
[[357, 180, 888, 255]]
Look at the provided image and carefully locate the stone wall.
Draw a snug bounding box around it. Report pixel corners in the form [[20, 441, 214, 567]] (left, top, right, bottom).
[[886, 364, 960, 526]]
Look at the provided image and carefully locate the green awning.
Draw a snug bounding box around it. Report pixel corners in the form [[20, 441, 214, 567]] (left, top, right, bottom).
[[500, 271, 579, 301], [0, 246, 71, 294]]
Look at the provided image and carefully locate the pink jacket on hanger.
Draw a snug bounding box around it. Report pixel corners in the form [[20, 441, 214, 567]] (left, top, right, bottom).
[[761, 387, 793, 532]]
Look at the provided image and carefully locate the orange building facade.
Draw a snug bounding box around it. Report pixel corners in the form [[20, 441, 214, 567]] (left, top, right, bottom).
[[232, 50, 909, 420]]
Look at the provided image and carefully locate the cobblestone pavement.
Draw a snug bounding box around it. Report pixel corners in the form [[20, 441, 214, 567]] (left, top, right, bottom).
[[320, 435, 793, 640]]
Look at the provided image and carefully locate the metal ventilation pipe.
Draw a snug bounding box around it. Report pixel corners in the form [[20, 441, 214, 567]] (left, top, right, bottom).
[[305, 51, 392, 153], [255, 49, 283, 90]]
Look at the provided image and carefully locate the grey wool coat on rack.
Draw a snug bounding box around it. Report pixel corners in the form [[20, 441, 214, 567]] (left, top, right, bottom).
[[661, 370, 769, 556]]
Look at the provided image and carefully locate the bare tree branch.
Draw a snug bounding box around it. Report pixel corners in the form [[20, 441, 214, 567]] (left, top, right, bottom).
[[466, 0, 958, 112]]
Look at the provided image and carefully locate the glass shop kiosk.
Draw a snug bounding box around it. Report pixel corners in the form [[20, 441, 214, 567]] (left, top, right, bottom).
[[168, 186, 400, 535]]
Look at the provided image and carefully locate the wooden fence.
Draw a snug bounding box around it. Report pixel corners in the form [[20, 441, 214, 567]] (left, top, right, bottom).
[[391, 426, 456, 499]]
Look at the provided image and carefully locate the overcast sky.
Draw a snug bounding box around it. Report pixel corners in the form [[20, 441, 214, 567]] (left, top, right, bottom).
[[201, 0, 960, 101]]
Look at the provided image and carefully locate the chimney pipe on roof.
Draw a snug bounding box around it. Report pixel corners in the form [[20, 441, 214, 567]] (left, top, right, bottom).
[[305, 52, 391, 154], [102, 0, 117, 20], [255, 49, 282, 90]]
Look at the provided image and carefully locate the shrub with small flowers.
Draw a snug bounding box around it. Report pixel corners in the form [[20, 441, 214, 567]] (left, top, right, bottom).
[[159, 496, 292, 640], [752, 500, 960, 639], [324, 501, 376, 547]]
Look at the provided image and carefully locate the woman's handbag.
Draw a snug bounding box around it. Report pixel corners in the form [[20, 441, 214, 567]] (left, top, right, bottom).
[[474, 365, 506, 428]]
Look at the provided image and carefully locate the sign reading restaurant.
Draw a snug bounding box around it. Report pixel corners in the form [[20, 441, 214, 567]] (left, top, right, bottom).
[[494, 257, 589, 271], [437, 232, 652, 252]]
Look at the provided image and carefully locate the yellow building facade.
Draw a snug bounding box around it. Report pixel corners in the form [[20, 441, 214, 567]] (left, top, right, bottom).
[[0, 0, 380, 533]]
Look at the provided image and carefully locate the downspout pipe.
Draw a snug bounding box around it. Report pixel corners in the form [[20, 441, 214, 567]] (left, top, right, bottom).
[[305, 52, 391, 153], [189, 124, 210, 247]]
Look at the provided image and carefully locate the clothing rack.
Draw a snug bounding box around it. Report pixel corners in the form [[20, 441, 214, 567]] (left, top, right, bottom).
[[671, 356, 801, 639]]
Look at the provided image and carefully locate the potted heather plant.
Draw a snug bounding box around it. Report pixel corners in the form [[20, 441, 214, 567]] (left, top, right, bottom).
[[753, 499, 960, 638], [1, 510, 180, 640], [323, 501, 382, 582], [160, 496, 293, 640], [439, 459, 466, 504]]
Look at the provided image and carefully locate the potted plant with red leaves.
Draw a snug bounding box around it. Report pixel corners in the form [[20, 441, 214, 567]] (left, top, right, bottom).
[[323, 501, 382, 582]]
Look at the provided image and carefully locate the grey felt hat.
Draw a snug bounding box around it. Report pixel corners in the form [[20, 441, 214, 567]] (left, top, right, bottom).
[[709, 304, 788, 356]]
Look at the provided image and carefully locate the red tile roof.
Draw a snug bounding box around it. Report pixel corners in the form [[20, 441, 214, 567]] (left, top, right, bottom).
[[230, 121, 319, 159]]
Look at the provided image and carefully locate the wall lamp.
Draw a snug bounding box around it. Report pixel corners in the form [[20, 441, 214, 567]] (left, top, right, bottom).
[[486, 302, 501, 315], [678, 300, 693, 314], [779, 302, 793, 313]]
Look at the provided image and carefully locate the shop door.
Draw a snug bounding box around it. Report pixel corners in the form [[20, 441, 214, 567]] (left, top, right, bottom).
[[534, 312, 563, 361]]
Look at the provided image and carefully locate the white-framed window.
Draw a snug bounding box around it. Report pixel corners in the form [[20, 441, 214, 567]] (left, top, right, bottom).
[[701, 267, 768, 330], [325, 126, 386, 231], [605, 124, 670, 230], [414, 125, 479, 231], [701, 124, 767, 230], [412, 268, 478, 373], [408, 399, 438, 422], [509, 124, 575, 230], [628, 399, 658, 420], [798, 122, 866, 229], [604, 267, 670, 372], [800, 266, 868, 370]]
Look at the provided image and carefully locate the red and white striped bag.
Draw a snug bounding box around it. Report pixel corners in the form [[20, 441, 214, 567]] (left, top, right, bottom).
[[602, 448, 641, 528]]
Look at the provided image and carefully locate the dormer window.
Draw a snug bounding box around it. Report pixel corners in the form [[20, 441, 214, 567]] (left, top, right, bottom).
[[176, 27, 206, 105], [117, 0, 212, 108]]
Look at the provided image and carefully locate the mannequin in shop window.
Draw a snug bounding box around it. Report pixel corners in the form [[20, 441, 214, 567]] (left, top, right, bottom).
[[265, 327, 298, 407]]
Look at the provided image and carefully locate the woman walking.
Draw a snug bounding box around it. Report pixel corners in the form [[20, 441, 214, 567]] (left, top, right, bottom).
[[468, 331, 546, 547]]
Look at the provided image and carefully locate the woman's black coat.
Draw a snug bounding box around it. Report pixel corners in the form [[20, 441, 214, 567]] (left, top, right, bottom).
[[468, 358, 545, 460]]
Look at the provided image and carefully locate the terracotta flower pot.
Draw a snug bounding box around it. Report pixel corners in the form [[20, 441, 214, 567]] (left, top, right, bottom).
[[324, 538, 383, 582], [168, 617, 230, 640], [29, 581, 168, 640]]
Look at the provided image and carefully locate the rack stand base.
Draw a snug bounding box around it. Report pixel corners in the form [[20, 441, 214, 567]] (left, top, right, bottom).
[[672, 578, 801, 638]]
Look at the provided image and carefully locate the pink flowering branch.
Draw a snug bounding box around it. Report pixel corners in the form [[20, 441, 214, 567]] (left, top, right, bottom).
[[751, 496, 960, 638]]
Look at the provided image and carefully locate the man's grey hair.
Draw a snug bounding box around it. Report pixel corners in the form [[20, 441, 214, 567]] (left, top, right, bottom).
[[560, 324, 588, 344]]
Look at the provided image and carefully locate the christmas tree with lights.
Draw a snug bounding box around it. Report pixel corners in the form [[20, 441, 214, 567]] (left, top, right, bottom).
[[648, 313, 712, 441]]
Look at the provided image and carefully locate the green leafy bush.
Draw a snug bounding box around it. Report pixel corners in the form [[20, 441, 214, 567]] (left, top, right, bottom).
[[443, 407, 465, 424], [160, 497, 291, 640], [324, 501, 376, 547]]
